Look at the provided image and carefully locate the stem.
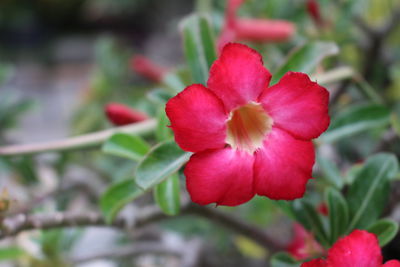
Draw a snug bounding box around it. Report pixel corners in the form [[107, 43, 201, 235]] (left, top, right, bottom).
[[0, 203, 285, 254], [0, 119, 157, 157], [311, 66, 354, 86]]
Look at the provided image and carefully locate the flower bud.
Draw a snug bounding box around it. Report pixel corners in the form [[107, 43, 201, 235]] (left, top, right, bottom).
[[105, 103, 148, 126], [306, 0, 323, 27], [130, 55, 167, 83], [235, 19, 295, 42]]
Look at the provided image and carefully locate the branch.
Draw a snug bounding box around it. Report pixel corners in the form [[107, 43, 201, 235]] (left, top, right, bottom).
[[0, 206, 167, 238], [0, 203, 285, 254], [0, 119, 157, 157]]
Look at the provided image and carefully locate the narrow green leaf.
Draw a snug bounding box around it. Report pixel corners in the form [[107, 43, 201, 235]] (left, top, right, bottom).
[[272, 42, 339, 84], [135, 141, 191, 190], [199, 16, 217, 68], [156, 109, 173, 142], [319, 104, 391, 143], [162, 73, 186, 93], [0, 247, 24, 261], [181, 14, 215, 84], [147, 88, 173, 104], [270, 252, 300, 267], [182, 25, 207, 83], [325, 188, 349, 244], [316, 154, 343, 189], [346, 153, 399, 232], [102, 133, 150, 161], [366, 219, 399, 247], [154, 173, 181, 216], [301, 201, 330, 247], [291, 200, 329, 247], [100, 179, 144, 223]]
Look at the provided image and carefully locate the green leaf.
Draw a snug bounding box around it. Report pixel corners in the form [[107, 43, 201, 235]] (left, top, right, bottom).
[[366, 219, 399, 247], [162, 73, 186, 93], [199, 16, 217, 69], [272, 42, 339, 84], [292, 200, 330, 247], [102, 133, 150, 161], [156, 108, 173, 142], [319, 104, 391, 143], [0, 247, 24, 261], [100, 179, 145, 223], [135, 141, 191, 190], [325, 188, 349, 244], [154, 173, 181, 215], [346, 153, 399, 232], [181, 14, 216, 84], [270, 252, 300, 267], [316, 154, 343, 189], [147, 89, 173, 104]]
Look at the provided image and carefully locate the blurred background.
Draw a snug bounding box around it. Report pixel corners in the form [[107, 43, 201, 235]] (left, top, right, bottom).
[[0, 0, 399, 266]]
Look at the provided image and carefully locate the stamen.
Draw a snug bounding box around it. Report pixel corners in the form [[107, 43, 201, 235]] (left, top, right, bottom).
[[226, 102, 273, 154]]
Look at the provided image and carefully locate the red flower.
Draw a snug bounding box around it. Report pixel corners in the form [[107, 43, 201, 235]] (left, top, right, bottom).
[[302, 230, 400, 267], [165, 43, 330, 206], [130, 55, 168, 83], [105, 103, 149, 126], [217, 0, 295, 51], [306, 0, 324, 27], [287, 223, 324, 260]]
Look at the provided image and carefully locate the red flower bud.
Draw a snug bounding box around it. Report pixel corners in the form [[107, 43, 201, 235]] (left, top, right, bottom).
[[317, 203, 328, 216], [235, 19, 295, 42], [217, 0, 296, 52], [306, 0, 323, 27], [287, 223, 324, 260], [105, 103, 148, 126], [130, 55, 167, 83]]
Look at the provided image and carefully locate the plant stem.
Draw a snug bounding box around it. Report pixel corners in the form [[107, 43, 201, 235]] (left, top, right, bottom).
[[0, 119, 157, 157], [311, 66, 354, 86]]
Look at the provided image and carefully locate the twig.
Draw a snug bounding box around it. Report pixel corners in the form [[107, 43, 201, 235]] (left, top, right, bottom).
[[0, 119, 157, 157], [311, 66, 354, 86], [0, 206, 167, 238], [0, 203, 285, 254]]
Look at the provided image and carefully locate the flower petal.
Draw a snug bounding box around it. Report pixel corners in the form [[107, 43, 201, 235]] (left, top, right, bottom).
[[185, 147, 255, 206], [165, 84, 228, 152], [207, 43, 271, 111], [383, 260, 400, 267], [327, 230, 382, 267], [301, 259, 327, 267], [254, 128, 315, 200], [259, 72, 330, 140]]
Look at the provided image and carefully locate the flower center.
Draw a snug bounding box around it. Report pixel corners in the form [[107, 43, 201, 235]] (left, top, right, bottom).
[[226, 102, 273, 154]]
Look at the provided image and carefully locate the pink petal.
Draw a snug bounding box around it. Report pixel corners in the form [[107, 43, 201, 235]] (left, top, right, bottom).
[[383, 260, 400, 267], [254, 128, 315, 200], [259, 72, 330, 140], [327, 230, 382, 267], [207, 43, 272, 111], [165, 84, 228, 152], [302, 259, 327, 267], [184, 147, 255, 206]]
